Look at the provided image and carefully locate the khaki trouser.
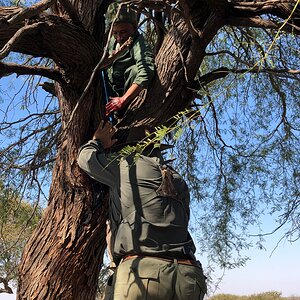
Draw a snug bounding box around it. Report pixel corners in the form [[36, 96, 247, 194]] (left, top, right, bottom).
[[104, 256, 207, 300]]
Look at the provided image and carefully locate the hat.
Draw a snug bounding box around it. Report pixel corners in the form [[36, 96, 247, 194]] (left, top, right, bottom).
[[108, 4, 138, 26]]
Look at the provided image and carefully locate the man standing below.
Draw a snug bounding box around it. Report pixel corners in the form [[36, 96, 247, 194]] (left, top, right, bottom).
[[105, 6, 155, 118], [77, 121, 207, 299]]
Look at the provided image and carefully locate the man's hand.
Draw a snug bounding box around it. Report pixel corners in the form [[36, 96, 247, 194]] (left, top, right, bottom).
[[93, 121, 117, 149], [105, 96, 125, 116], [105, 84, 144, 116]]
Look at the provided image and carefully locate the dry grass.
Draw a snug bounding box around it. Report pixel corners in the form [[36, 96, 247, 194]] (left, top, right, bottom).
[[209, 292, 300, 300]]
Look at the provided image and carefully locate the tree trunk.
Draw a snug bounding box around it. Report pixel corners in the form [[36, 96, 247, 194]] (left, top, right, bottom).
[[17, 81, 109, 299], [4, 2, 110, 298]]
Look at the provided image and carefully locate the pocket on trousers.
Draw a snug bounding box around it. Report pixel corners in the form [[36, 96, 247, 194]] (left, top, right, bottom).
[[114, 259, 160, 299], [130, 259, 160, 299]]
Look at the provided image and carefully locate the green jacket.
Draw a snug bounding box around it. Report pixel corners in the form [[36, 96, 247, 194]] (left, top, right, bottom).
[[107, 33, 155, 96], [77, 140, 196, 264]]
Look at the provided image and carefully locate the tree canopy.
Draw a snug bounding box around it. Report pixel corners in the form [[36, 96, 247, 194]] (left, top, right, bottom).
[[0, 0, 299, 298]]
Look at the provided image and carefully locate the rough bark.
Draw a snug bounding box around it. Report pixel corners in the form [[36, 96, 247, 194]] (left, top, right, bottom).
[[0, 0, 299, 299], [17, 79, 107, 299]]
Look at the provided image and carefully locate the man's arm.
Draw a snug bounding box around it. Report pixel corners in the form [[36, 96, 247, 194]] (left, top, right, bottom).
[[77, 121, 118, 187], [131, 36, 155, 88], [105, 83, 143, 116]]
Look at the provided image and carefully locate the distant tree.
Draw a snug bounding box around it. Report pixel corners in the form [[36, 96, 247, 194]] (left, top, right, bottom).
[[0, 0, 299, 299], [0, 181, 41, 294]]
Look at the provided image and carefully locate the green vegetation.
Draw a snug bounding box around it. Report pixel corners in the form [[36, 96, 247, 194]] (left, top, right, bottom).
[[209, 292, 300, 300], [0, 181, 42, 293], [210, 291, 283, 300]]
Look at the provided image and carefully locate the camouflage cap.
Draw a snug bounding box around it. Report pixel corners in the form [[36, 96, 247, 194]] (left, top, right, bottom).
[[107, 4, 138, 26]]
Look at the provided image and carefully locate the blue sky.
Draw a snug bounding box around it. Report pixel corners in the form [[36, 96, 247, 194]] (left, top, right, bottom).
[[212, 233, 300, 297], [188, 210, 300, 298]]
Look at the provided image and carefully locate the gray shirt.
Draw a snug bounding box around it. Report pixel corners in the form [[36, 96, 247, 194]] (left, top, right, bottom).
[[77, 140, 196, 264]]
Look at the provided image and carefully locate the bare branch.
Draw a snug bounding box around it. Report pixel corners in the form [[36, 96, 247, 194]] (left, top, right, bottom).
[[0, 121, 59, 157], [0, 61, 63, 82], [99, 37, 133, 69], [205, 49, 253, 67], [0, 110, 59, 131], [209, 95, 239, 151], [5, 0, 56, 24]]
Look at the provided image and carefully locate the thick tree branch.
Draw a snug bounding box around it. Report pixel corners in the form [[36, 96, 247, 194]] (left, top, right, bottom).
[[178, 0, 201, 38], [39, 82, 57, 95], [227, 15, 300, 33], [0, 61, 63, 82], [230, 0, 300, 26], [0, 7, 101, 87], [206, 0, 229, 10]]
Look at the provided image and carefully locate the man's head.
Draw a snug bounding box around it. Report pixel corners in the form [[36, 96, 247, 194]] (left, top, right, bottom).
[[112, 22, 136, 44], [112, 7, 138, 44]]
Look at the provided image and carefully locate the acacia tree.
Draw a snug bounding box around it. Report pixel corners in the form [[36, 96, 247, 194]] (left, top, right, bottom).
[[0, 0, 299, 299]]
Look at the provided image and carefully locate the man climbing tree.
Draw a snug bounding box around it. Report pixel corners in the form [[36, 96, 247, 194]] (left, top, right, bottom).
[[0, 1, 299, 299], [77, 121, 207, 299], [105, 5, 155, 118]]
